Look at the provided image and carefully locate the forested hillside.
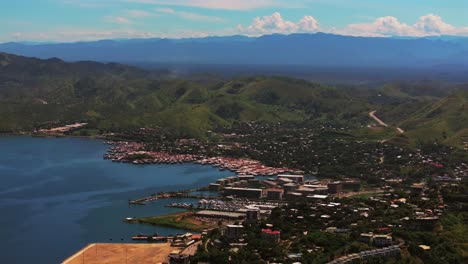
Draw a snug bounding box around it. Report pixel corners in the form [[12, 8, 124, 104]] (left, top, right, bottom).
[[1, 52, 466, 146], [0, 53, 369, 137]]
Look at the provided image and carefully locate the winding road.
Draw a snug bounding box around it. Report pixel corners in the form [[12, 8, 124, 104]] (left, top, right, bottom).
[[369, 111, 405, 134]]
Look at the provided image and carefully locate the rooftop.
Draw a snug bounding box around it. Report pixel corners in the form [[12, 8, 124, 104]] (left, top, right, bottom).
[[261, 229, 280, 235]]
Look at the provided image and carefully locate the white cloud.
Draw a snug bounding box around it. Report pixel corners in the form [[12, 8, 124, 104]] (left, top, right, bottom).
[[155, 7, 224, 22], [127, 9, 152, 18], [335, 16, 415, 37], [125, 0, 302, 10], [104, 16, 133, 25], [61, 0, 117, 8], [236, 12, 468, 37], [335, 14, 468, 37], [298, 16, 320, 32], [413, 14, 456, 34], [5, 12, 468, 43], [237, 12, 319, 36]]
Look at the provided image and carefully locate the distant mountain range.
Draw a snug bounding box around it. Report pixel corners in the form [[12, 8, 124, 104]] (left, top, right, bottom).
[[1, 33, 468, 69]]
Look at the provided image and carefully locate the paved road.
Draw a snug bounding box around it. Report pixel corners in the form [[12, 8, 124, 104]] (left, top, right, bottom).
[[369, 111, 388, 127], [369, 111, 405, 134], [181, 241, 202, 256]]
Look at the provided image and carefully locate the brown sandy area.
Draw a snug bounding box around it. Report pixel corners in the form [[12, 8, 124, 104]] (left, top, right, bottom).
[[62, 243, 182, 264]]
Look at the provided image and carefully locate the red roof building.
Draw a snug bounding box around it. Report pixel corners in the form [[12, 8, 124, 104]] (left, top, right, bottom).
[[261, 229, 281, 242]]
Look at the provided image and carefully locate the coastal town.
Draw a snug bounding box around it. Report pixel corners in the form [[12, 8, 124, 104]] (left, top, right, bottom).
[[56, 119, 468, 264], [26, 119, 468, 263]]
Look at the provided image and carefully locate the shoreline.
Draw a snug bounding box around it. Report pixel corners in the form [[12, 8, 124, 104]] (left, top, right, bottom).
[[104, 141, 298, 176], [0, 132, 106, 140], [1, 132, 303, 176]]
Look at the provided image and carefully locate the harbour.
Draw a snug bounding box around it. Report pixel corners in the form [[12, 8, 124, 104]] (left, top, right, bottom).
[[0, 136, 233, 264]]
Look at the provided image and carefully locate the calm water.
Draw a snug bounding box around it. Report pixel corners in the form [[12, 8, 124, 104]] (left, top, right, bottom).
[[0, 136, 232, 263]]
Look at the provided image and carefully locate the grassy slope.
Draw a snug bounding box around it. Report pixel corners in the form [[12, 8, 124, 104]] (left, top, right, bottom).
[[1, 52, 467, 146], [400, 90, 468, 146], [0, 53, 370, 136]]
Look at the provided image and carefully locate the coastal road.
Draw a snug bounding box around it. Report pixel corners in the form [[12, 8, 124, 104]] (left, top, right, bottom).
[[369, 111, 405, 134], [181, 241, 202, 256]]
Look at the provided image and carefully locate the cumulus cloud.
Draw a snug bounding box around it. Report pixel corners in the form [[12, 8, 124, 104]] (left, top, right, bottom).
[[237, 12, 319, 35], [236, 12, 468, 37], [155, 7, 224, 22], [335, 14, 468, 37], [7, 12, 468, 42], [413, 14, 456, 35]]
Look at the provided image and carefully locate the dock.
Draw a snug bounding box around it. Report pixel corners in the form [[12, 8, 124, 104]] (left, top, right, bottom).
[[128, 188, 221, 205]]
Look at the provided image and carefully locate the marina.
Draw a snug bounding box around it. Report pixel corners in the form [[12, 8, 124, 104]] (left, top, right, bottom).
[[128, 189, 222, 205]]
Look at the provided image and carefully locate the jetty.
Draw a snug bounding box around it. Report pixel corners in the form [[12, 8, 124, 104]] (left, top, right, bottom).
[[128, 189, 221, 205]]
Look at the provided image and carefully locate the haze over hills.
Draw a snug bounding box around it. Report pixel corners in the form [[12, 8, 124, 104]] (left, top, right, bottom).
[[0, 52, 467, 146], [1, 33, 468, 70]]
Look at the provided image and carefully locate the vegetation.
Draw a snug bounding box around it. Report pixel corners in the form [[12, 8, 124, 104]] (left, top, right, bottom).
[[2, 52, 466, 147], [136, 212, 211, 231]]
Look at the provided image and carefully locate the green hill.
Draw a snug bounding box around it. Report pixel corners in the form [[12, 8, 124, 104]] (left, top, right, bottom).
[[398, 90, 468, 146], [0, 53, 369, 137], [1, 52, 466, 145]]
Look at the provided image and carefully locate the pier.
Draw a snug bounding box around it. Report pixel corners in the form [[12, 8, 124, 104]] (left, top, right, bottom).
[[128, 188, 221, 205]]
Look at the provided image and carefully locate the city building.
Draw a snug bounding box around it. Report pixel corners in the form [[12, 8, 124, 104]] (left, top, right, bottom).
[[410, 183, 425, 196], [283, 183, 298, 193], [277, 174, 304, 183], [359, 233, 374, 244], [216, 179, 227, 187], [226, 225, 244, 239], [223, 187, 263, 199], [265, 188, 284, 200], [327, 181, 343, 194], [328, 245, 401, 264], [411, 216, 439, 231], [307, 194, 329, 200], [286, 192, 303, 200], [209, 183, 221, 191], [261, 229, 281, 243], [342, 180, 361, 191], [373, 235, 393, 247], [238, 175, 255, 181], [245, 209, 260, 224], [278, 177, 294, 185], [168, 251, 190, 264]]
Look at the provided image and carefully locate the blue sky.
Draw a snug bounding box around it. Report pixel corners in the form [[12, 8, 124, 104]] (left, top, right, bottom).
[[2, 0, 468, 42]]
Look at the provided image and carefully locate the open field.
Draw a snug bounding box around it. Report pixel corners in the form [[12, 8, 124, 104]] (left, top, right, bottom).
[[62, 243, 181, 264]]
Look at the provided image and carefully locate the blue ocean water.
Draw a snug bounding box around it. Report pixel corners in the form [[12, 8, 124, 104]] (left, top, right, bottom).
[[0, 136, 231, 263]]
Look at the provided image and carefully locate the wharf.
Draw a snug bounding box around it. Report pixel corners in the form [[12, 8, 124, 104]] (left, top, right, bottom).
[[128, 189, 221, 205], [131, 235, 172, 242]]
